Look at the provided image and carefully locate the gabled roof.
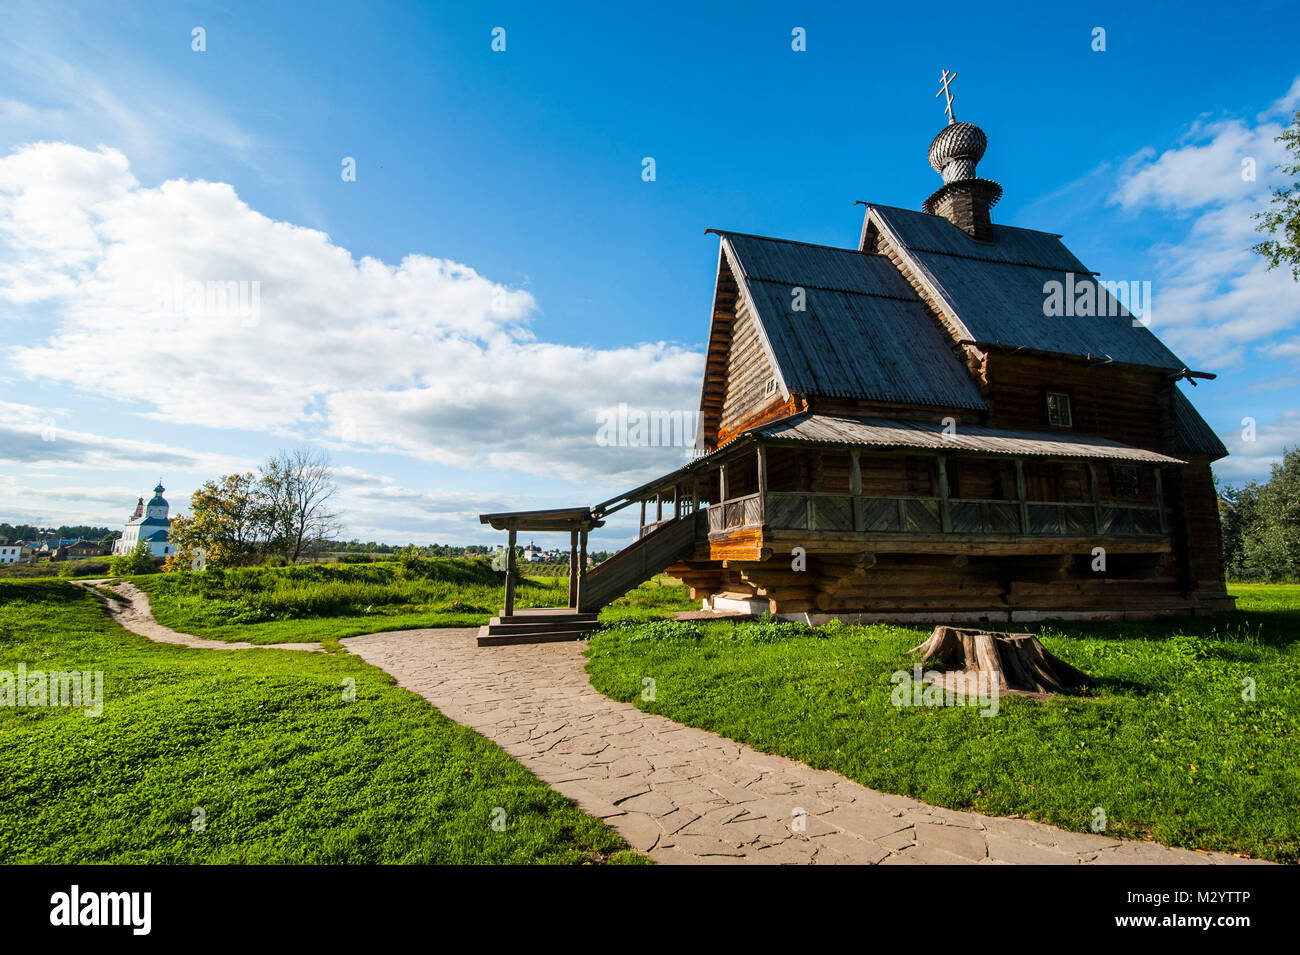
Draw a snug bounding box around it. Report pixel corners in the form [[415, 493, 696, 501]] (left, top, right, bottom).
[[1172, 388, 1228, 460], [754, 412, 1185, 465], [864, 204, 1190, 373], [715, 231, 987, 410]]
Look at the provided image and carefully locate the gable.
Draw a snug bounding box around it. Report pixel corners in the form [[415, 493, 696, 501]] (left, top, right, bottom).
[[697, 232, 987, 447], [865, 204, 1189, 373], [717, 293, 783, 441]]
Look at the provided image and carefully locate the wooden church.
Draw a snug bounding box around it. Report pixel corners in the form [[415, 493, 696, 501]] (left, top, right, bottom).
[[479, 91, 1232, 642]]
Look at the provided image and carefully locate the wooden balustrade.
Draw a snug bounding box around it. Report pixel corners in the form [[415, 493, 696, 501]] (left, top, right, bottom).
[[703, 490, 1166, 539]]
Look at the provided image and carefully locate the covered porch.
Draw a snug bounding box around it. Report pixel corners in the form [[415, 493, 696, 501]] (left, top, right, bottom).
[[478, 507, 604, 616], [597, 413, 1185, 562]]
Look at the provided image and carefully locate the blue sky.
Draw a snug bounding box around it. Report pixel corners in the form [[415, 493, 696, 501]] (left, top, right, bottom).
[[1, 0, 1298, 551]]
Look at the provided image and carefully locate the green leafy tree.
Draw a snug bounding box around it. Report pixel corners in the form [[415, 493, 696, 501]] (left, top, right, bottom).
[[110, 541, 158, 576], [164, 472, 264, 571], [1243, 448, 1300, 579], [1218, 483, 1259, 577], [1253, 110, 1300, 280]]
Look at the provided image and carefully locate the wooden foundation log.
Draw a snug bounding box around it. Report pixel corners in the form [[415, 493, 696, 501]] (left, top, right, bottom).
[[907, 626, 1095, 696]]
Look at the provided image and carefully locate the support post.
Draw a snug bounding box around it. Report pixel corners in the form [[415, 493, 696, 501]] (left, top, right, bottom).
[[756, 445, 768, 523], [692, 478, 700, 514], [1015, 459, 1030, 535], [936, 456, 952, 534], [503, 528, 517, 617], [639, 498, 646, 533], [1088, 463, 1103, 535], [1153, 467, 1167, 534], [578, 529, 588, 608], [673, 485, 681, 519], [656, 493, 663, 522], [719, 464, 728, 503], [568, 529, 579, 608], [850, 449, 863, 531]]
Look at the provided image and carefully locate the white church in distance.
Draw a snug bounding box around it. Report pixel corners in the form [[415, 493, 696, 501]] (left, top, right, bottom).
[[112, 481, 175, 559]]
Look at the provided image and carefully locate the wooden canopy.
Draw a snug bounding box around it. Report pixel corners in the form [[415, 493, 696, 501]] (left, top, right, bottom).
[[479, 507, 604, 532]]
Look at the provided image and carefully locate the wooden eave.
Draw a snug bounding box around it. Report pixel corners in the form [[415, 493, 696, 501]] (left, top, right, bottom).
[[479, 507, 605, 532]]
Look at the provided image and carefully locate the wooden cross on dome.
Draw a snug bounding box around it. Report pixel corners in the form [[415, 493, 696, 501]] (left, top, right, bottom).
[[936, 68, 958, 124]]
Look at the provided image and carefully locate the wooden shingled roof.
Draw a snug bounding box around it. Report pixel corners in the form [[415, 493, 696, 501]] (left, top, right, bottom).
[[754, 413, 1187, 465], [1172, 387, 1229, 460], [707, 231, 987, 410], [863, 204, 1190, 372]]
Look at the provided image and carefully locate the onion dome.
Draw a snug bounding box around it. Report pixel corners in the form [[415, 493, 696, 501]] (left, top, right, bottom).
[[928, 121, 989, 184]]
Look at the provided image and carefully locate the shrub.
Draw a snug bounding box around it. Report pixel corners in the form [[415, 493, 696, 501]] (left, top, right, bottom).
[[622, 620, 703, 643], [730, 619, 818, 643], [57, 559, 112, 578], [110, 542, 160, 577]]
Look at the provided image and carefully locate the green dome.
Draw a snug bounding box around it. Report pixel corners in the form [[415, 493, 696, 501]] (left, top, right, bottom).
[[147, 482, 167, 509]]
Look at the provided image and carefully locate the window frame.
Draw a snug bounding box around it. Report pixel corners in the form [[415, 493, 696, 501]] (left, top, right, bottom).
[[1045, 391, 1073, 429]]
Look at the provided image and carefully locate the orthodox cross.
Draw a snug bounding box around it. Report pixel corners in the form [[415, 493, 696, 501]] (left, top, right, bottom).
[[936, 68, 958, 124]]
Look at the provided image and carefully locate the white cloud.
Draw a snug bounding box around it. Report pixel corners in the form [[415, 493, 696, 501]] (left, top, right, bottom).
[[0, 399, 253, 475], [1215, 409, 1300, 482], [0, 142, 703, 484], [0, 475, 185, 531], [1108, 77, 1300, 369]]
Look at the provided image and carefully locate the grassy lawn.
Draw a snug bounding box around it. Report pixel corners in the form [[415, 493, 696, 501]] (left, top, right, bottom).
[[584, 583, 1300, 863], [135, 561, 697, 644], [0, 579, 644, 863]]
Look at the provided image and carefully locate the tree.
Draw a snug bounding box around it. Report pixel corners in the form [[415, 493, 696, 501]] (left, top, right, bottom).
[[1243, 448, 1300, 579], [110, 541, 158, 576], [1221, 447, 1300, 581], [258, 448, 341, 563], [1218, 483, 1252, 577], [164, 472, 264, 571], [1253, 109, 1300, 280]]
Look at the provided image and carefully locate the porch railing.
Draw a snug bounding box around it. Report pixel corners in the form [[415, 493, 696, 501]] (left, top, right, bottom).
[[699, 491, 1165, 539]]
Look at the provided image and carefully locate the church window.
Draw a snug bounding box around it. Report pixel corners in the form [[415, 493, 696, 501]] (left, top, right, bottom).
[[1046, 392, 1072, 428]]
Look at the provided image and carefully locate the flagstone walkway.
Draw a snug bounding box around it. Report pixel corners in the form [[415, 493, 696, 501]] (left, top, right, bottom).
[[83, 580, 1265, 865]]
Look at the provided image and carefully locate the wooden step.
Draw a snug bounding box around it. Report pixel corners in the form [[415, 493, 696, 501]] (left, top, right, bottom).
[[488, 615, 598, 631], [476, 626, 600, 646], [482, 619, 601, 636]]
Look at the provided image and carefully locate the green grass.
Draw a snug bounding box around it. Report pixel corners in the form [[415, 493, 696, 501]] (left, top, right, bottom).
[[0, 579, 644, 864], [584, 584, 1300, 863], [136, 561, 697, 644]]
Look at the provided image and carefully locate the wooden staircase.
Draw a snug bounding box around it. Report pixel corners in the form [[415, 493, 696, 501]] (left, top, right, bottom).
[[476, 608, 601, 646], [578, 513, 700, 613], [476, 514, 701, 646]]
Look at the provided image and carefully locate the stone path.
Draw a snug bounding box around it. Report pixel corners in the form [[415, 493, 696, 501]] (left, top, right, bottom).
[[76, 580, 321, 651], [85, 580, 1265, 865], [344, 629, 1263, 866]]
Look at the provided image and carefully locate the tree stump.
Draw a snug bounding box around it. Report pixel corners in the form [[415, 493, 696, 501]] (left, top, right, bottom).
[[907, 626, 1095, 697]]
